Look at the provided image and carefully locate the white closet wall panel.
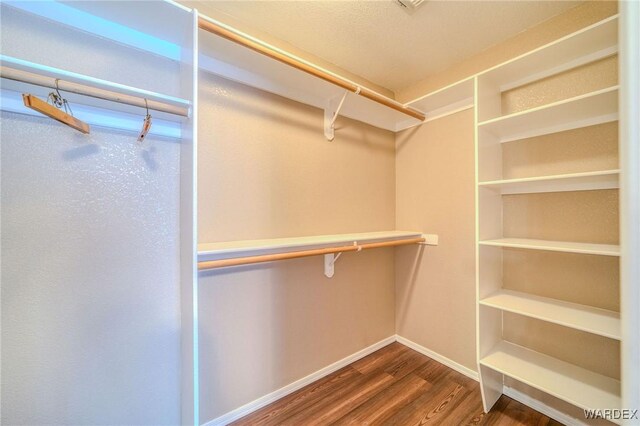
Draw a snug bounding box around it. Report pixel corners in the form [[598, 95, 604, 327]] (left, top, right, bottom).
[[0, 113, 181, 425], [0, 3, 189, 424]]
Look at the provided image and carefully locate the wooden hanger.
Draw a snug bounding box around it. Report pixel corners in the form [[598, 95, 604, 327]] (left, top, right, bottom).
[[22, 93, 90, 134]]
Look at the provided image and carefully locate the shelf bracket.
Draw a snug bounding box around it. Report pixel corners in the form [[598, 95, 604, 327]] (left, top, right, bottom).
[[324, 90, 350, 141], [323, 252, 340, 278], [324, 242, 359, 278]]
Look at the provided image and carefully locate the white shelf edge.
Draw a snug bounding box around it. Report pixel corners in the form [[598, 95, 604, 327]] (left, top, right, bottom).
[[478, 86, 619, 127], [499, 45, 618, 93], [480, 341, 621, 412], [478, 169, 620, 194], [404, 77, 475, 118], [404, 76, 475, 106], [480, 289, 621, 340], [478, 14, 619, 84], [3, 1, 185, 61], [477, 86, 619, 143], [198, 231, 424, 262], [479, 238, 620, 256]]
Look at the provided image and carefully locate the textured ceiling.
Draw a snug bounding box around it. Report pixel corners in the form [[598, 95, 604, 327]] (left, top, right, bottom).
[[185, 0, 582, 93]]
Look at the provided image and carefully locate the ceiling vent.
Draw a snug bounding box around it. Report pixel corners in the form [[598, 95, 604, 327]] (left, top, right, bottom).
[[395, 0, 426, 15]]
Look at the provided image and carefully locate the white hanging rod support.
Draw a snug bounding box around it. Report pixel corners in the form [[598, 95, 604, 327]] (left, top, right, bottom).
[[0, 57, 190, 117], [197, 15, 425, 122], [331, 90, 349, 128], [325, 90, 350, 141], [198, 236, 427, 271]]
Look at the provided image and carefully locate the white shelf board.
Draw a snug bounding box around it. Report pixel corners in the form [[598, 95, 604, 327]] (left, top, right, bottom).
[[479, 238, 620, 256], [479, 15, 618, 91], [405, 78, 474, 122], [480, 341, 621, 412], [4, 1, 191, 61], [198, 28, 422, 133], [198, 231, 423, 262], [478, 86, 619, 143], [478, 170, 620, 194], [480, 289, 621, 340]]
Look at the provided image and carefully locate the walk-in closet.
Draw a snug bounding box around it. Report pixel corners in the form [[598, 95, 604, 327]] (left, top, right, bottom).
[[1, 1, 639, 425]]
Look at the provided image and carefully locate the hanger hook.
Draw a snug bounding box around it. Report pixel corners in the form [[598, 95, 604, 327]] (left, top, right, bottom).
[[138, 98, 152, 143], [47, 78, 72, 115], [53, 79, 65, 104]]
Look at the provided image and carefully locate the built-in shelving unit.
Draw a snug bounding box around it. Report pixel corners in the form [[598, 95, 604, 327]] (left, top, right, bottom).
[[478, 169, 620, 194], [480, 341, 621, 412], [480, 290, 621, 340], [475, 14, 622, 420]]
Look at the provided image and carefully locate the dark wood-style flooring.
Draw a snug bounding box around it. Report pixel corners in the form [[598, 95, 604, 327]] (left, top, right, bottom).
[[232, 342, 564, 426]]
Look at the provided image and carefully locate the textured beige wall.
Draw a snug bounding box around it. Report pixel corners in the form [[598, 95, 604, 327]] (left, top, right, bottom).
[[395, 109, 477, 371], [503, 250, 619, 311], [197, 72, 396, 421], [503, 190, 619, 244], [501, 56, 618, 115], [504, 314, 620, 379], [397, 1, 618, 103], [502, 122, 618, 179]]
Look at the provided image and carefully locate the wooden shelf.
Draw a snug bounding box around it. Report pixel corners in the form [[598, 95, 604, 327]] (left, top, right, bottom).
[[480, 290, 621, 340], [198, 25, 423, 133], [478, 86, 618, 143], [478, 170, 620, 195], [405, 78, 474, 122], [479, 15, 618, 92], [480, 341, 621, 412], [479, 238, 620, 256], [198, 231, 424, 262]]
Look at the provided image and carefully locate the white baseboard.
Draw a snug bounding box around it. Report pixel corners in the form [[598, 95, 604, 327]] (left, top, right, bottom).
[[395, 335, 479, 381], [203, 335, 396, 426], [503, 386, 587, 426]]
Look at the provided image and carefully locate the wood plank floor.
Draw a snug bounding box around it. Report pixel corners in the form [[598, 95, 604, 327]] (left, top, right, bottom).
[[231, 342, 564, 426]]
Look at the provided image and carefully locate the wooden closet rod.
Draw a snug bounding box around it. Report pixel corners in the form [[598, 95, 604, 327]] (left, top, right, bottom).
[[198, 237, 426, 271], [0, 66, 190, 117], [197, 16, 426, 122]]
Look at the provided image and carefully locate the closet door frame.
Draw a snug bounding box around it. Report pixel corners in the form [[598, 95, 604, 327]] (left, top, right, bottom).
[[179, 8, 200, 426], [619, 0, 640, 417]]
